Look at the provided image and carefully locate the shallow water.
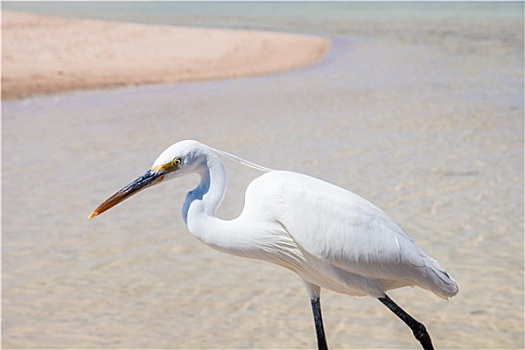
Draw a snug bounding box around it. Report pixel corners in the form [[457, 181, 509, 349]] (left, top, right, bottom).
[[2, 3, 524, 349]]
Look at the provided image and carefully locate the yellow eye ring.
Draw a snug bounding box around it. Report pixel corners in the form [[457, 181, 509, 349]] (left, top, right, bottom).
[[172, 157, 182, 166]]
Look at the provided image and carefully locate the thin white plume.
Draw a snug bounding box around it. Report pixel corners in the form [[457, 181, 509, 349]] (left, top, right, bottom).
[[212, 147, 274, 172]]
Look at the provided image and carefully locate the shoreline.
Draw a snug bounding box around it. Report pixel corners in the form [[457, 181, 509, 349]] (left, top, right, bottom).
[[1, 11, 330, 99]]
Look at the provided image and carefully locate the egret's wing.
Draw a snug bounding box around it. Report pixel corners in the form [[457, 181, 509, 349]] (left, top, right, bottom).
[[259, 171, 457, 298]]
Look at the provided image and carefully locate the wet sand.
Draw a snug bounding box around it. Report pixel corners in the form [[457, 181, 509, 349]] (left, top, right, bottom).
[[2, 6, 524, 350], [1, 11, 329, 99]]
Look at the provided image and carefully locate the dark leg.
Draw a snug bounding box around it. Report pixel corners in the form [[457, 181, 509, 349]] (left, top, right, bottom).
[[378, 294, 434, 350], [310, 297, 329, 350]]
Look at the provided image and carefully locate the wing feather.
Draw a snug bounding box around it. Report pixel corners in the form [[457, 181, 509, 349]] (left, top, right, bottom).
[[251, 171, 457, 298]]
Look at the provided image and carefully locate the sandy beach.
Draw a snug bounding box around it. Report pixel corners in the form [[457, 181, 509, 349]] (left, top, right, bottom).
[[2, 3, 523, 349], [2, 11, 329, 99]]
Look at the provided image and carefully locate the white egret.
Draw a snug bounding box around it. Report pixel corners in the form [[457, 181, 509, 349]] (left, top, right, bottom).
[[89, 140, 458, 350]]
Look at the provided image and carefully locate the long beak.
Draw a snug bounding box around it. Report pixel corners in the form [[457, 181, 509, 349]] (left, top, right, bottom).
[[88, 169, 165, 219]]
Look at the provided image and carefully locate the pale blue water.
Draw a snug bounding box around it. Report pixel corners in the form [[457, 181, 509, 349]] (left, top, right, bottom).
[[3, 1, 523, 35]]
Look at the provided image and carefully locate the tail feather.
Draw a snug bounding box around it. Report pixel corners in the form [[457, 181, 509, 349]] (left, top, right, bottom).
[[426, 259, 459, 299]]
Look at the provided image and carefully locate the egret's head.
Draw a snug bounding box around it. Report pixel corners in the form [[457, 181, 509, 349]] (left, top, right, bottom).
[[151, 140, 210, 180], [88, 140, 208, 218]]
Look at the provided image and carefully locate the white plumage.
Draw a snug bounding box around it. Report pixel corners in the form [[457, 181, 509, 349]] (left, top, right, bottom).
[[89, 140, 458, 350], [240, 170, 457, 299]]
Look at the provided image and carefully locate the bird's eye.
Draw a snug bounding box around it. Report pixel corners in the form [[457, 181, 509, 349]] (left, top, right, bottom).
[[172, 157, 182, 166]]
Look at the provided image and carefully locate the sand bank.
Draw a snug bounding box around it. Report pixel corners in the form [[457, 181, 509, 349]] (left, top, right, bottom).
[[1, 11, 330, 99]]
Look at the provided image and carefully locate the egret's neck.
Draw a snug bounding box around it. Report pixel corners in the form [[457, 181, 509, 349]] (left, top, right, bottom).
[[182, 152, 226, 227], [180, 149, 290, 263]]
